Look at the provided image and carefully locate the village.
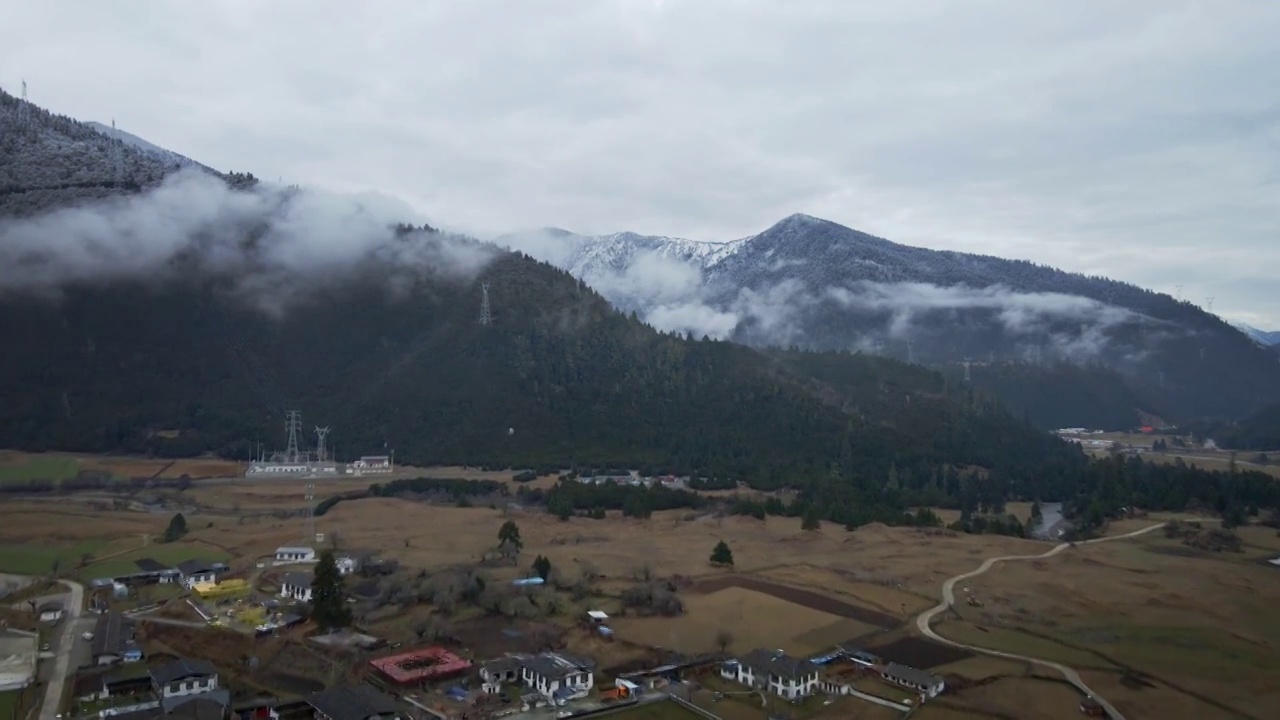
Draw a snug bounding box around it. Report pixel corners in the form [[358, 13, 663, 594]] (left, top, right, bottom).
[[2, 454, 1276, 720], [5, 539, 994, 720]]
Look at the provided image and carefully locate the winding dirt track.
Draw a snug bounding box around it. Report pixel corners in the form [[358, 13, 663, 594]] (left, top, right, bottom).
[[915, 523, 1167, 720]]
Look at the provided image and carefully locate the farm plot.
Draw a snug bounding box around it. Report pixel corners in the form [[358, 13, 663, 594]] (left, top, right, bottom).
[[610, 586, 868, 656], [690, 576, 899, 629], [0, 540, 115, 575], [79, 542, 231, 580], [949, 677, 1085, 720], [0, 452, 79, 484], [866, 636, 973, 669]]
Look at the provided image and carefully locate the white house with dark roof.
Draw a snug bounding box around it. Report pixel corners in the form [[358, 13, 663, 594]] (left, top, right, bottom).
[[881, 662, 944, 697], [274, 547, 316, 564], [721, 649, 819, 699], [177, 560, 226, 589], [280, 571, 313, 603], [151, 658, 219, 699], [517, 653, 594, 702]]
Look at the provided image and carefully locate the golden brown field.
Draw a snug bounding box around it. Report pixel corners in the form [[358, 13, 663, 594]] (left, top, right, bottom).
[[610, 586, 869, 655], [1, 466, 1276, 720], [1076, 432, 1280, 478], [940, 524, 1280, 720]]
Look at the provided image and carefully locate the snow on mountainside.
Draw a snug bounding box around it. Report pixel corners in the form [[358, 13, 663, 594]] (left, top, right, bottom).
[[501, 213, 1280, 423], [1237, 324, 1280, 347], [0, 86, 248, 218], [85, 121, 202, 169]]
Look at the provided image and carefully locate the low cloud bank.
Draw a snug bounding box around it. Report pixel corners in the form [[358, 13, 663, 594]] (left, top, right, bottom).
[[0, 169, 495, 314]]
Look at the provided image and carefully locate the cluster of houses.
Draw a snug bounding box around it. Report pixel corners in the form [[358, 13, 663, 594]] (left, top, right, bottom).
[[574, 472, 687, 489], [719, 646, 945, 703], [77, 656, 406, 720], [272, 546, 374, 604]]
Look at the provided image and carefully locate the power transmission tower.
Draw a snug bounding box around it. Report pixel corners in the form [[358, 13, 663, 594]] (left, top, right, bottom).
[[479, 282, 493, 326], [1205, 297, 1215, 314], [1174, 284, 1184, 302], [18, 79, 28, 126], [314, 427, 331, 462], [962, 358, 972, 383], [284, 411, 303, 463], [112, 118, 123, 186], [905, 340, 914, 364]]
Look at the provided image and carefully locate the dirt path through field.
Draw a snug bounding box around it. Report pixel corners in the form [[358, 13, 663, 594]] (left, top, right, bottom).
[[915, 523, 1167, 720], [690, 575, 899, 628]]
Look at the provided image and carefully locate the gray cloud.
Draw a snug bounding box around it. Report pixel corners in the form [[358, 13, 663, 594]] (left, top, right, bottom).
[[2, 1, 1278, 326], [0, 169, 494, 315]]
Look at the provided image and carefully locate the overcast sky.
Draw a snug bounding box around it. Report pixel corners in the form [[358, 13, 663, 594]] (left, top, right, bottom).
[[3, 0, 1278, 327]]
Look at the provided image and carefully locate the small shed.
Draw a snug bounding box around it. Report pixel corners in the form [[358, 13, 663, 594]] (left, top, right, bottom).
[[38, 602, 64, 623], [586, 610, 609, 624]]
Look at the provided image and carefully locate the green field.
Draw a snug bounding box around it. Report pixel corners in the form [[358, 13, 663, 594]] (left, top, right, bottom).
[[0, 541, 109, 575], [79, 542, 231, 580], [0, 454, 80, 484], [0, 689, 27, 720]]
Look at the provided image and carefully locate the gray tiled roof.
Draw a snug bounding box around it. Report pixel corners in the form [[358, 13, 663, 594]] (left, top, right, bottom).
[[522, 653, 592, 681], [281, 571, 313, 588], [882, 662, 942, 687], [151, 658, 218, 686], [307, 683, 399, 720], [91, 612, 138, 657], [739, 649, 817, 681]]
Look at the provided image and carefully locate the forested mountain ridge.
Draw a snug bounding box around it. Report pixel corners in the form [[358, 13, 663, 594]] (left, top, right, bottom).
[[0, 86, 255, 217], [502, 214, 1280, 426], [0, 234, 1078, 493]]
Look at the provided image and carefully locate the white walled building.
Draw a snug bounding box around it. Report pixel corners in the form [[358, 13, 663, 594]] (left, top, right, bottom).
[[275, 547, 316, 564], [150, 658, 219, 698], [720, 649, 819, 700], [280, 571, 314, 603]]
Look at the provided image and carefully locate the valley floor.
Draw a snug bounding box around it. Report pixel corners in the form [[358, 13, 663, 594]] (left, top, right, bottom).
[[0, 460, 1275, 720]]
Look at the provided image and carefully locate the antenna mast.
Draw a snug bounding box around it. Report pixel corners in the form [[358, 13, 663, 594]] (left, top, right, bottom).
[[284, 410, 303, 463], [479, 282, 493, 326]]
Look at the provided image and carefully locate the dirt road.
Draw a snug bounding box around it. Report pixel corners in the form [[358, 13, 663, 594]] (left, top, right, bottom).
[[915, 523, 1167, 720], [39, 578, 88, 720]]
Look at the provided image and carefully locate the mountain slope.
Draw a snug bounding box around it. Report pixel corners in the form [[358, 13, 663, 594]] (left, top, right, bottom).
[[1238, 324, 1280, 347], [0, 86, 252, 217], [84, 120, 205, 171], [0, 235, 1080, 491], [503, 214, 1280, 425]]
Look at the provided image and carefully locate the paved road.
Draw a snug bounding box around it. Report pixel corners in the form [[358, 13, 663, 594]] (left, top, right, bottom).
[[39, 578, 88, 720], [915, 523, 1167, 720]]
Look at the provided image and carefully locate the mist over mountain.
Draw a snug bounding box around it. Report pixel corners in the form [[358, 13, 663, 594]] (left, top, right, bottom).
[[501, 214, 1280, 426], [0, 86, 1098, 521], [1238, 324, 1280, 347]]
